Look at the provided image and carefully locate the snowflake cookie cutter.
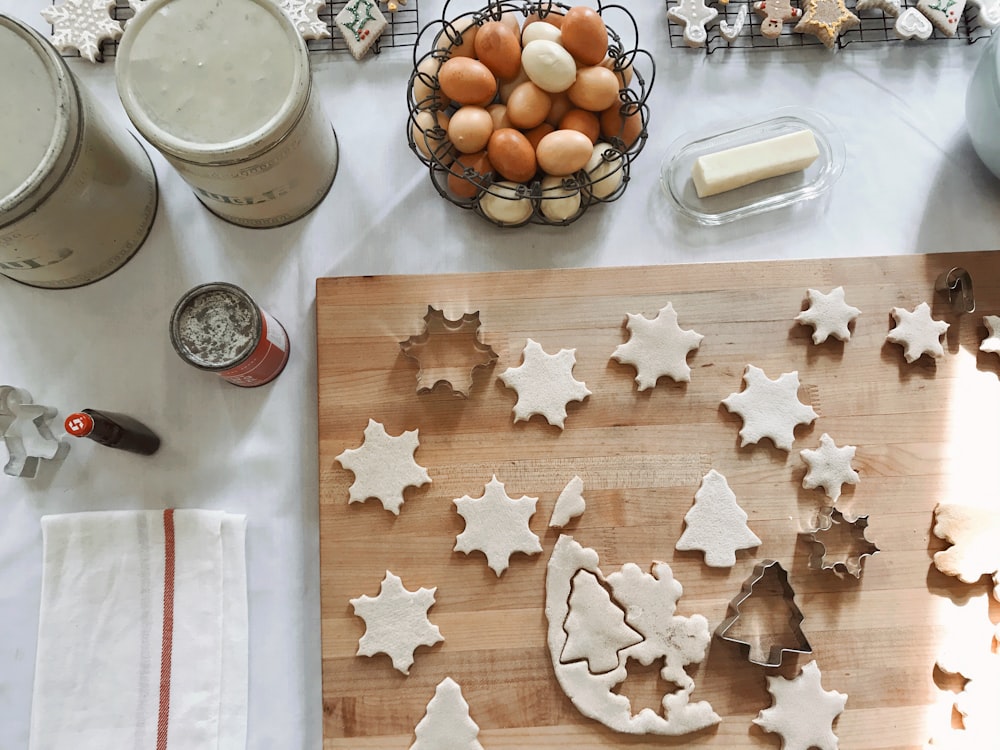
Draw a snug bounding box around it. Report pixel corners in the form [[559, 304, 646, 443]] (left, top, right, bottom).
[[0, 386, 63, 478], [400, 306, 498, 397], [803, 507, 879, 578], [715, 559, 812, 668], [935, 267, 975, 315]]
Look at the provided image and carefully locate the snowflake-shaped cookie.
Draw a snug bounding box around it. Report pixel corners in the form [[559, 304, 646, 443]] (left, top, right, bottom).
[[454, 475, 542, 576], [722, 365, 818, 451], [350, 570, 444, 675], [611, 303, 704, 390], [40, 0, 123, 63], [335, 419, 431, 515], [675, 469, 761, 568], [980, 315, 1000, 357], [411, 677, 483, 750], [795, 287, 861, 344], [499, 339, 591, 429], [278, 0, 332, 40], [932, 502, 1000, 601], [800, 433, 859, 503], [886, 302, 949, 363], [753, 660, 847, 750]]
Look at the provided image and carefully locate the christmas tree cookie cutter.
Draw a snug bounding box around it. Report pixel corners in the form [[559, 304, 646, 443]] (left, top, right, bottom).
[[803, 507, 879, 579], [715, 559, 812, 667], [400, 307, 498, 397], [935, 267, 975, 315], [0, 385, 63, 478]]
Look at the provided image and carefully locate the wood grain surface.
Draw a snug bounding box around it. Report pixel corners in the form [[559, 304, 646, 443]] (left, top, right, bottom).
[[318, 252, 1000, 749]]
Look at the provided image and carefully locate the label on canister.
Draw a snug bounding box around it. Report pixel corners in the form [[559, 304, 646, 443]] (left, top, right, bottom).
[[115, 0, 338, 228], [169, 283, 290, 387]]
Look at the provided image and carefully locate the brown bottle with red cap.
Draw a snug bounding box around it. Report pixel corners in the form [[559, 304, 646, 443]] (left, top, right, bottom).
[[64, 409, 160, 455]]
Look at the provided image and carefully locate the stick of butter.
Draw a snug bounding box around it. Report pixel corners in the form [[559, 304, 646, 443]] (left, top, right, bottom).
[[691, 129, 820, 198]]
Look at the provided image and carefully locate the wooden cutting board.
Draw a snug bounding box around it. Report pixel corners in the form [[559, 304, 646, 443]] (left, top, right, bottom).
[[318, 252, 1000, 749]]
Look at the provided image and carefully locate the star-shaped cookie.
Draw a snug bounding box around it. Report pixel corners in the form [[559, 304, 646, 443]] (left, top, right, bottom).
[[980, 315, 1000, 357], [886, 302, 949, 363], [800, 433, 859, 503], [793, 0, 859, 48], [753, 660, 847, 750], [499, 339, 591, 428], [611, 302, 704, 390], [795, 287, 861, 345], [454, 476, 542, 576], [722, 365, 818, 451], [278, 0, 332, 40], [350, 570, 444, 674], [335, 419, 431, 515], [40, 0, 123, 63]]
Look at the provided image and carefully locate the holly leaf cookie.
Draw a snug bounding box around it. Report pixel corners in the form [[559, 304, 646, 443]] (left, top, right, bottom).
[[40, 0, 123, 63], [611, 302, 704, 390], [499, 338, 591, 428], [795, 287, 861, 345], [454, 475, 542, 576], [753, 660, 847, 750], [886, 302, 949, 363], [800, 433, 859, 503], [722, 365, 818, 451]]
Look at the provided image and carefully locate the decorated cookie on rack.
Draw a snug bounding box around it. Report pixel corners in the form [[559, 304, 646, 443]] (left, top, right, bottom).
[[854, 0, 901, 15], [720, 4, 750, 40], [667, 0, 720, 47], [886, 302, 949, 363], [968, 0, 1000, 27], [335, 0, 388, 59], [794, 0, 860, 48], [894, 6, 934, 37], [917, 0, 966, 35], [278, 0, 332, 40], [753, 0, 803, 38], [40, 0, 123, 63]]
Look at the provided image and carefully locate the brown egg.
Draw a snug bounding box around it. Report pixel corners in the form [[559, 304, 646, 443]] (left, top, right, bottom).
[[560, 6, 608, 66], [535, 129, 593, 176], [524, 122, 555, 151], [448, 106, 494, 154], [498, 66, 529, 102], [600, 105, 644, 149], [438, 57, 497, 105], [448, 150, 494, 199], [545, 90, 574, 127], [600, 55, 633, 87], [499, 12, 521, 36], [487, 103, 513, 130], [411, 109, 452, 163], [568, 66, 620, 112], [524, 10, 564, 28], [506, 81, 552, 130], [558, 109, 600, 143], [434, 16, 478, 58], [474, 21, 522, 81], [488, 128, 537, 183]]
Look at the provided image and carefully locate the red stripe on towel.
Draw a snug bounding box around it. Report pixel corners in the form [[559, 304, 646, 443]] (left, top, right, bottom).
[[157, 509, 176, 750]]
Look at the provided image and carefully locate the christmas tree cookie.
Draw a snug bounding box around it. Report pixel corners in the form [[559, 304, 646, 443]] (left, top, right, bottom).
[[675, 469, 761, 567], [410, 677, 483, 750]]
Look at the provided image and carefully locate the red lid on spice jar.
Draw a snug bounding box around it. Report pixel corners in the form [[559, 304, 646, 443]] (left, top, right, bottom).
[[65, 412, 95, 437]]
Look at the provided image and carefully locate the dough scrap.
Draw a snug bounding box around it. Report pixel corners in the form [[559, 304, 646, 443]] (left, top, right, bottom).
[[675, 469, 761, 568], [611, 303, 704, 390], [800, 433, 860, 503], [795, 287, 861, 344], [753, 660, 847, 750], [935, 591, 998, 679], [350, 571, 444, 675], [499, 339, 591, 428], [722, 365, 818, 451], [40, 0, 123, 63], [886, 302, 949, 363], [561, 571, 643, 674], [335, 419, 431, 515], [454, 475, 542, 576], [410, 677, 484, 750], [980, 315, 1000, 357], [932, 502, 1000, 601], [549, 475, 586, 528]]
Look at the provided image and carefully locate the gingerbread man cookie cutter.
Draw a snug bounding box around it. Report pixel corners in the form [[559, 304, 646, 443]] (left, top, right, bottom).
[[935, 267, 975, 315], [0, 386, 64, 478]]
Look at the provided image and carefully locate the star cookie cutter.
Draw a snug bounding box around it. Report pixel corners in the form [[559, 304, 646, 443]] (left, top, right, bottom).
[[715, 559, 812, 667], [935, 267, 975, 315], [0, 386, 63, 478], [804, 507, 879, 579], [400, 307, 498, 397]]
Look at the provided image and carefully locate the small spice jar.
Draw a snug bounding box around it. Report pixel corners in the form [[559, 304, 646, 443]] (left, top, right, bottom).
[[0, 14, 158, 288], [115, 0, 339, 228]]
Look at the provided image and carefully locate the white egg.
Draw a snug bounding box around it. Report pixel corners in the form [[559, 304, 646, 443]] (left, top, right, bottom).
[[479, 181, 534, 224], [539, 175, 582, 221], [521, 22, 563, 47], [584, 142, 624, 200], [521, 40, 577, 93]]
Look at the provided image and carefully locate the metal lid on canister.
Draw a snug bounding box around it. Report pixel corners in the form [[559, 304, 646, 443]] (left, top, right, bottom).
[[0, 14, 79, 224], [169, 282, 263, 371], [115, 0, 309, 164]]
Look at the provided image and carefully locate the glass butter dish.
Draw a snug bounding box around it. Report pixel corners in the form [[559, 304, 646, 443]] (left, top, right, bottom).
[[660, 107, 845, 226]]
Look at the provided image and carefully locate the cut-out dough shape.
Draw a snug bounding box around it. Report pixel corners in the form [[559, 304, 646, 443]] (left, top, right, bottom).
[[549, 475, 586, 528], [41, 0, 123, 63], [335, 419, 431, 515], [454, 475, 542, 576], [675, 469, 761, 567], [932, 502, 1000, 600], [410, 677, 483, 750], [722, 365, 818, 451], [499, 338, 591, 429], [611, 302, 704, 390], [935, 591, 998, 679], [720, 4, 750, 40], [804, 507, 879, 578], [562, 570, 643, 674], [980, 315, 1000, 357], [350, 570, 444, 675], [796, 287, 862, 345], [917, 0, 965, 35], [753, 660, 847, 750], [0, 386, 62, 479], [968, 0, 1000, 27], [400, 307, 498, 397], [953, 653, 1000, 740], [278, 0, 332, 40], [800, 433, 859, 503], [794, 0, 860, 48], [894, 6, 934, 37], [666, 0, 719, 47], [545, 534, 719, 735], [855, 0, 901, 14]]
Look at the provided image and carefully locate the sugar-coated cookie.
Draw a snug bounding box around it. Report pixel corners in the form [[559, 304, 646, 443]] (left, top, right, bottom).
[[968, 0, 1000, 27], [278, 0, 331, 40], [855, 0, 901, 14], [720, 4, 750, 40]]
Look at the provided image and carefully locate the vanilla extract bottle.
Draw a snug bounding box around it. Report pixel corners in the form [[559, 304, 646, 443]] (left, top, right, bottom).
[[64, 409, 161, 456]]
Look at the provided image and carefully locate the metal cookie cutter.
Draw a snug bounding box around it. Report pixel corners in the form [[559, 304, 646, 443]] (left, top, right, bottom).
[[715, 559, 812, 667], [400, 306, 498, 397], [804, 507, 879, 579], [935, 267, 975, 315], [0, 386, 63, 478]]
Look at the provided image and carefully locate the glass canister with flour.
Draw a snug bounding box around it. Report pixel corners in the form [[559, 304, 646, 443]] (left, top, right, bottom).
[[0, 14, 158, 289], [115, 0, 339, 228]]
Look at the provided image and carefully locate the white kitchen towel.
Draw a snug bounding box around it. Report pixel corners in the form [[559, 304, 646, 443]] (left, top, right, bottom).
[[28, 510, 248, 750]]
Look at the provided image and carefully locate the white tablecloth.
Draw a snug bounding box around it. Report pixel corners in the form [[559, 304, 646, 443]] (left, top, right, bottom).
[[1, 1, 999, 747]]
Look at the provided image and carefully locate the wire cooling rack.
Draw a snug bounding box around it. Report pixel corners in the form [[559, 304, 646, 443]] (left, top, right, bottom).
[[665, 0, 994, 52], [54, 0, 420, 60]]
